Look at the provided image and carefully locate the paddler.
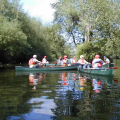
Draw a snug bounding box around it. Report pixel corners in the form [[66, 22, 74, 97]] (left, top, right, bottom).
[[29, 55, 42, 68], [62, 55, 68, 66], [92, 54, 105, 68], [78, 55, 90, 68]]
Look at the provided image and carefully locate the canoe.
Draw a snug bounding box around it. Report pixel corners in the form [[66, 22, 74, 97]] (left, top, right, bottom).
[[45, 63, 56, 66], [77, 66, 113, 76], [15, 70, 77, 76], [45, 63, 75, 66], [15, 65, 77, 71]]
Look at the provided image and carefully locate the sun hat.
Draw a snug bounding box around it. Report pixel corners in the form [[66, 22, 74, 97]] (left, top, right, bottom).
[[80, 55, 84, 58], [33, 55, 37, 58]]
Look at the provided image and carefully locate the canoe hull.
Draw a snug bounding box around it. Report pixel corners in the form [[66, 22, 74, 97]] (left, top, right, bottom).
[[15, 65, 77, 71], [78, 66, 113, 76]]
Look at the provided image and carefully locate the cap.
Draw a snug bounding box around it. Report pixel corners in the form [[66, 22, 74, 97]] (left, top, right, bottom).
[[33, 55, 37, 58], [95, 55, 100, 59], [80, 55, 84, 58], [64, 55, 67, 59], [59, 56, 61, 59]]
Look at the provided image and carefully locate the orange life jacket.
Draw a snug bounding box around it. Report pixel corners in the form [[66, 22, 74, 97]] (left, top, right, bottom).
[[28, 58, 36, 65], [62, 59, 67, 66]]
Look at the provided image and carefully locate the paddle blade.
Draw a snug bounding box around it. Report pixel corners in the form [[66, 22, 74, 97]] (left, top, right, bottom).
[[109, 67, 118, 69]]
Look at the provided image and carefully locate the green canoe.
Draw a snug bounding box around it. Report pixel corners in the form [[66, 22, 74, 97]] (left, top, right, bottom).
[[15, 65, 77, 71], [15, 70, 77, 76], [78, 66, 113, 76], [45, 63, 56, 66]]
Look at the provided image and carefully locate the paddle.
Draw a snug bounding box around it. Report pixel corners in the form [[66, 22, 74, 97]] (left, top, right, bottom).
[[109, 67, 118, 69], [109, 63, 118, 69], [110, 63, 116, 64]]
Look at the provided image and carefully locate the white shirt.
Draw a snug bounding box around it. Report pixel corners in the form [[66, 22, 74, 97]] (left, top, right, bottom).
[[78, 59, 88, 64], [29, 58, 39, 68], [57, 59, 62, 64], [33, 58, 39, 63], [104, 58, 110, 63], [72, 59, 77, 64], [42, 58, 49, 64], [92, 58, 104, 68]]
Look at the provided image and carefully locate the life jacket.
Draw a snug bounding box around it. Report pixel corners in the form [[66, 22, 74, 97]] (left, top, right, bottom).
[[79, 59, 85, 64], [62, 59, 67, 66], [97, 62, 102, 67], [81, 59, 85, 63], [92, 59, 102, 67], [72, 59, 77, 64], [28, 58, 36, 65], [42, 58, 47, 63]]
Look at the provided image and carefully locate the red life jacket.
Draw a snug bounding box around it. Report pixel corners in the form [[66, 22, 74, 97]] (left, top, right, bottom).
[[72, 59, 77, 64], [28, 58, 36, 65], [92, 58, 102, 67], [97, 62, 102, 67], [81, 59, 85, 64]]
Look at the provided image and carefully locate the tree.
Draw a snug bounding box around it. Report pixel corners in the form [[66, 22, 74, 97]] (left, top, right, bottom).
[[0, 15, 28, 62], [52, 0, 120, 58]]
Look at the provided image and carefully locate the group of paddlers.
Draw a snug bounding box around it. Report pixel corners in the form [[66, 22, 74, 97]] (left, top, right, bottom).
[[57, 54, 110, 68], [29, 55, 49, 68], [29, 54, 110, 68]]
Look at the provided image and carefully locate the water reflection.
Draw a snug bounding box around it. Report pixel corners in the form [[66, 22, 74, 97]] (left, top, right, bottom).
[[2, 70, 119, 119], [28, 72, 47, 90], [92, 79, 102, 93], [79, 73, 113, 93]]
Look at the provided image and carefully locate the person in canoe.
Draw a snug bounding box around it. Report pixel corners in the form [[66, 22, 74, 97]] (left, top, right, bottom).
[[92, 54, 105, 68], [72, 56, 77, 64], [62, 55, 68, 66], [57, 56, 62, 65], [104, 56, 110, 64], [78, 55, 90, 68], [42, 56, 49, 64], [29, 55, 42, 68]]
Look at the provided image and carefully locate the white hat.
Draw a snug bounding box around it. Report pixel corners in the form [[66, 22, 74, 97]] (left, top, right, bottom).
[[80, 55, 84, 58], [33, 55, 37, 58]]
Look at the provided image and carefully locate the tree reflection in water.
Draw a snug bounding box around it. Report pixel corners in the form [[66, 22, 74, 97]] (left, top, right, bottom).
[[1, 69, 119, 120]]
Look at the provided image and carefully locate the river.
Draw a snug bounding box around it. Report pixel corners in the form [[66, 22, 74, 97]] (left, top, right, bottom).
[[0, 60, 120, 120]]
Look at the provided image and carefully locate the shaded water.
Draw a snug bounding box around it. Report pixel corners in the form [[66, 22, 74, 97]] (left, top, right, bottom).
[[0, 60, 120, 120]]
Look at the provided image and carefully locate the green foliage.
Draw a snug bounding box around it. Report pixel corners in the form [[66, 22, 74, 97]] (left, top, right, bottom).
[[0, 0, 67, 63], [52, 0, 120, 58], [1, 0, 120, 63], [0, 15, 29, 62], [76, 41, 105, 62]]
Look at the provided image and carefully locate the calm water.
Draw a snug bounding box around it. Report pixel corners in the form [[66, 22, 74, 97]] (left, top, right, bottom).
[[0, 60, 120, 120]]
